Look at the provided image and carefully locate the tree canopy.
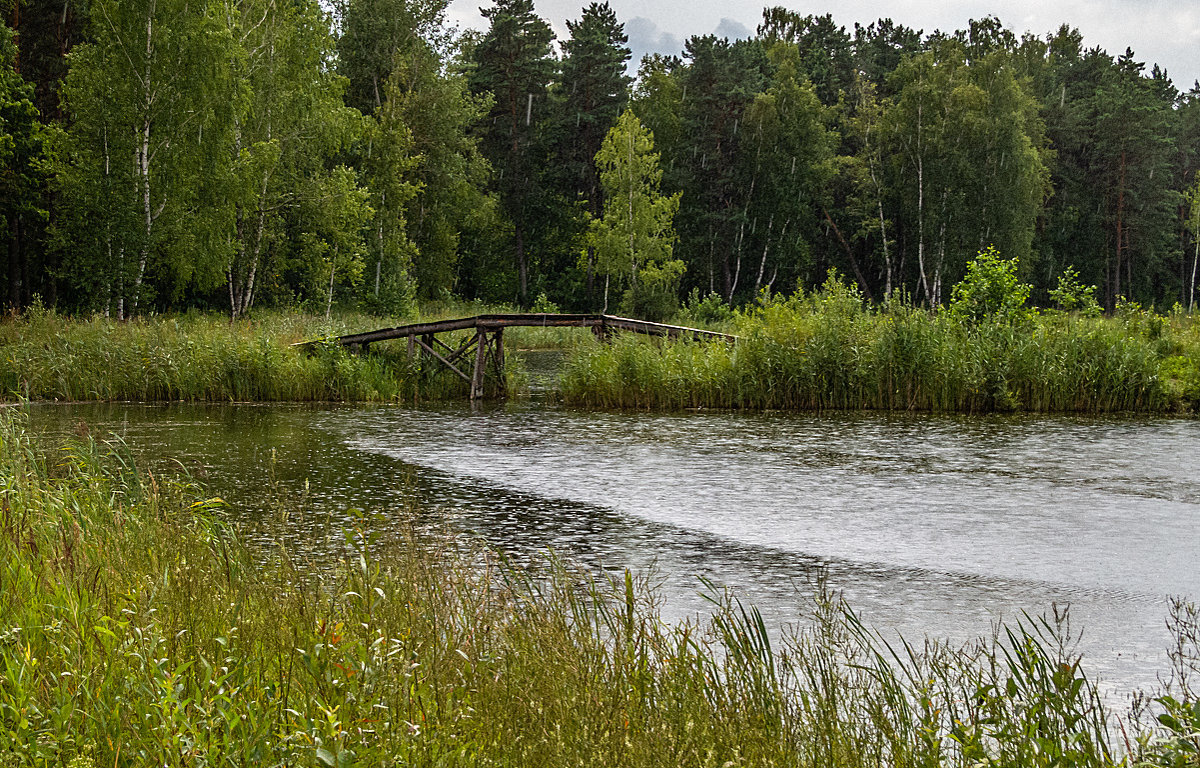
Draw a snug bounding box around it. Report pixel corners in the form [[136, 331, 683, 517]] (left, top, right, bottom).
[[4, 3, 1200, 315]]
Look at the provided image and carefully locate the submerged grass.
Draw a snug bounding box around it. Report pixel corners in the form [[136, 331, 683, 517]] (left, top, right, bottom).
[[2, 408, 1197, 766], [562, 287, 1200, 413]]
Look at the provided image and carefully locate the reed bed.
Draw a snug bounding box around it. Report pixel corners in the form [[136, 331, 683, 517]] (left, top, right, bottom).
[[0, 308, 499, 402], [562, 289, 1200, 413], [3, 408, 1198, 766]]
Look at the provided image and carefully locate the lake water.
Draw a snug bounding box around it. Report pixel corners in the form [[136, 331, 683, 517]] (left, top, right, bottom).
[[26, 395, 1200, 702]]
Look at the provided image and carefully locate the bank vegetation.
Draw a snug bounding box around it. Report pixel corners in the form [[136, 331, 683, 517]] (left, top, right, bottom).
[[2, 409, 1200, 766]]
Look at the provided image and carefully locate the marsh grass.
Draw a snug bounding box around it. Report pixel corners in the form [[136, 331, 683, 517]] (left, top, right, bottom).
[[562, 285, 1200, 413], [0, 309, 505, 402], [4, 409, 1196, 767]]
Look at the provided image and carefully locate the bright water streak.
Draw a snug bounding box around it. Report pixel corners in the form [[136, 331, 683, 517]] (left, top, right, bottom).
[[324, 404, 1200, 700], [28, 401, 1200, 700]]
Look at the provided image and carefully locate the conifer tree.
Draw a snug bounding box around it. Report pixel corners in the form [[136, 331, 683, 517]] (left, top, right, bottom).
[[467, 0, 556, 306], [548, 2, 630, 307]]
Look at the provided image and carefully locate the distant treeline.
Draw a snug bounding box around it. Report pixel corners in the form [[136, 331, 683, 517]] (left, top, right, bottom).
[[3, 0, 1200, 318]]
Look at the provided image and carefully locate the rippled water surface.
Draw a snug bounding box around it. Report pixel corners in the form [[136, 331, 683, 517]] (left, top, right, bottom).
[[27, 395, 1200, 698]]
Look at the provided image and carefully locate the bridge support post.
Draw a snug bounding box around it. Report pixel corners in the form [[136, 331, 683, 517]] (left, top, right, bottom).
[[494, 328, 505, 398], [471, 329, 487, 400], [469, 327, 507, 401]]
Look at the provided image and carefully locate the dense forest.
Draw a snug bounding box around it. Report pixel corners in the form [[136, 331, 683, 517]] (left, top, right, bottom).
[[3, 0, 1200, 319]]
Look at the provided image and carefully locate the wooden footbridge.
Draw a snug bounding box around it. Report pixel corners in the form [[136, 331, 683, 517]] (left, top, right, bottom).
[[302, 313, 735, 400]]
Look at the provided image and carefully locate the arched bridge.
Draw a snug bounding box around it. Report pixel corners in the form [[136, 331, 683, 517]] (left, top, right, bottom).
[[301, 313, 736, 400]]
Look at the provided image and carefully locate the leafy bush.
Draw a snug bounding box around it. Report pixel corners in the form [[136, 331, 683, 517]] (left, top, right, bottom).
[[1049, 266, 1103, 317], [619, 258, 685, 322], [679, 288, 735, 326], [949, 246, 1033, 325]]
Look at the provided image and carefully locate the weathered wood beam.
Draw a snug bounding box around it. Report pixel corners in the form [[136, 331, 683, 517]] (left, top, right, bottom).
[[471, 329, 488, 400], [415, 337, 472, 384], [444, 334, 478, 365], [295, 312, 736, 354], [493, 327, 505, 398]]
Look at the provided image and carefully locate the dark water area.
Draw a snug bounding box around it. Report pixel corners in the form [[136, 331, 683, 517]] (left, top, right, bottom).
[[25, 385, 1200, 703]]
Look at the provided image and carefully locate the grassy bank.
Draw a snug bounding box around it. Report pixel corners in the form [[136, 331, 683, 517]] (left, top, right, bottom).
[[562, 283, 1200, 413], [2, 408, 1199, 766], [0, 307, 511, 402], [3, 290, 1199, 412]]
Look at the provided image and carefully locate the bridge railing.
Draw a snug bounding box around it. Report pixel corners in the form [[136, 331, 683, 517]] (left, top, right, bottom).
[[309, 313, 736, 349]]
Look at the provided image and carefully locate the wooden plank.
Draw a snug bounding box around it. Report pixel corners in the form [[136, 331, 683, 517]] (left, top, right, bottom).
[[493, 328, 506, 397], [295, 312, 736, 352], [445, 334, 477, 365]]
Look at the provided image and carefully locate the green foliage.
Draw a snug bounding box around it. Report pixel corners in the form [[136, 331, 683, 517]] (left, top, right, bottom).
[[1049, 266, 1103, 316], [386, 39, 494, 303], [883, 39, 1049, 306], [586, 109, 682, 313], [0, 311, 480, 402], [467, 0, 557, 306], [949, 246, 1033, 325], [221, 0, 360, 320], [0, 25, 46, 235], [619, 258, 685, 322], [51, 0, 237, 315], [679, 289, 736, 327], [563, 290, 1190, 413], [669, 36, 771, 303], [530, 291, 560, 314], [335, 0, 448, 115], [298, 167, 374, 318], [12, 0, 1200, 317]]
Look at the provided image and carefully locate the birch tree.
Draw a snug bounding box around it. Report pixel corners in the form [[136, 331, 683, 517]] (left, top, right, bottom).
[[585, 109, 681, 315], [55, 0, 228, 316], [222, 0, 354, 318]]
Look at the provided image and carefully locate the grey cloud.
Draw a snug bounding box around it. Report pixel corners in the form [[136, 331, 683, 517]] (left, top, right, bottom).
[[713, 17, 751, 40], [625, 16, 683, 69]]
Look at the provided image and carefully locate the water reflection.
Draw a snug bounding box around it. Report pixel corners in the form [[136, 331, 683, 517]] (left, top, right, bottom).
[[27, 398, 1200, 699]]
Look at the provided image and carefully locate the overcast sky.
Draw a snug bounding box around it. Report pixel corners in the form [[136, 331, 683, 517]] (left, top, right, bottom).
[[445, 0, 1200, 91]]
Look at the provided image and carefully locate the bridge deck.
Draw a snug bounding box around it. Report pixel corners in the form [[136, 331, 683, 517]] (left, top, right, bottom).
[[318, 313, 736, 348], [296, 313, 735, 400]]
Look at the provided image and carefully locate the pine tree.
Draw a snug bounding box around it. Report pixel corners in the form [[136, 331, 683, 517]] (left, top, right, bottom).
[[673, 35, 768, 301], [547, 1, 630, 308], [467, 0, 556, 306]]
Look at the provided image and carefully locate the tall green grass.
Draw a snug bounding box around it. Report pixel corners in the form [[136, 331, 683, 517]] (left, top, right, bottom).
[[0, 308, 507, 402], [562, 285, 1200, 413], [3, 408, 1198, 766]]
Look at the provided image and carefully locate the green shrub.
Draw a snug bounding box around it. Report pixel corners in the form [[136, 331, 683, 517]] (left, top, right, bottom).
[[1049, 266, 1103, 317], [563, 290, 1188, 413], [948, 246, 1033, 326]]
